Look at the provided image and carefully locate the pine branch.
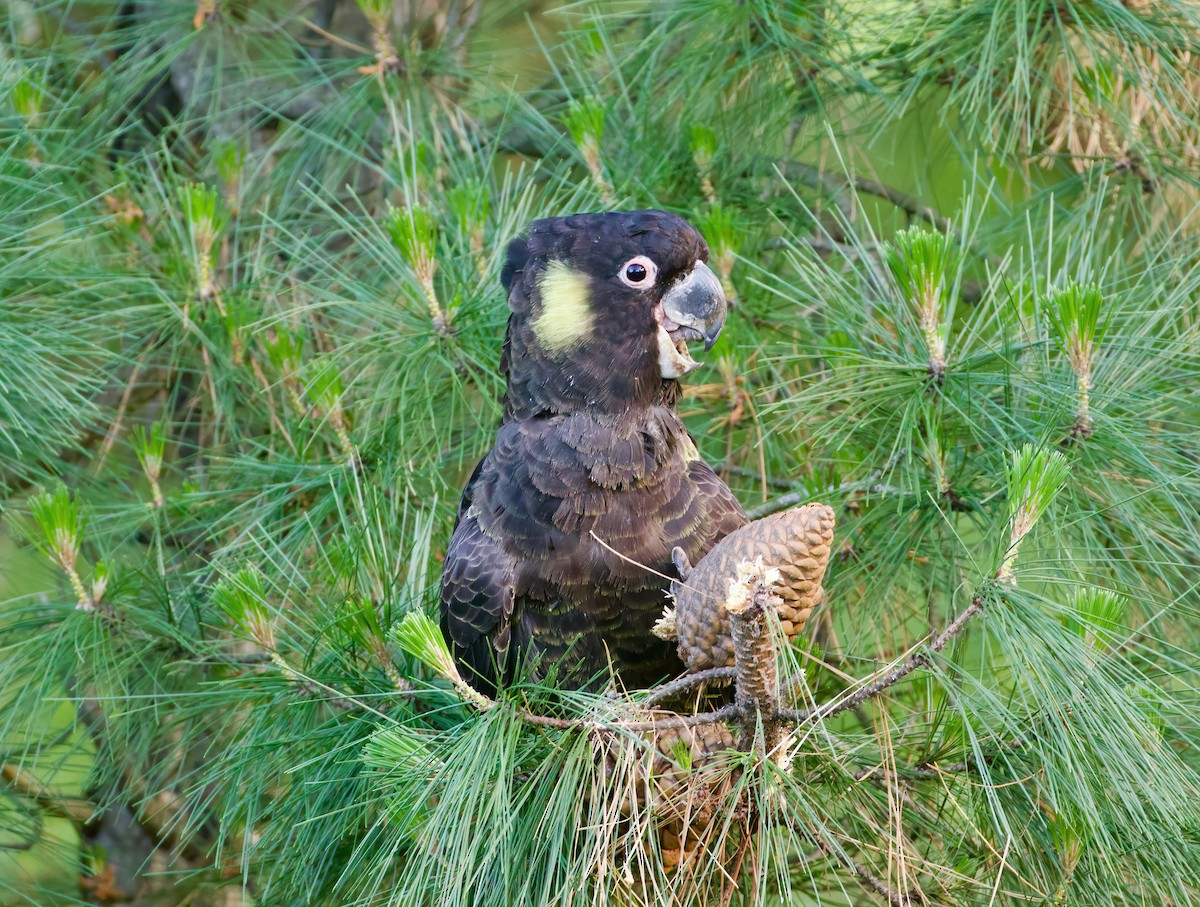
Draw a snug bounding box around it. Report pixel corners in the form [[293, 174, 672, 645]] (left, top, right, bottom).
[[777, 595, 984, 725], [746, 454, 914, 519], [851, 730, 1030, 783], [715, 462, 800, 491], [74, 693, 212, 864], [746, 491, 810, 520], [1, 762, 95, 825], [640, 665, 737, 707], [515, 703, 742, 732], [774, 160, 953, 233], [852, 859, 919, 907]]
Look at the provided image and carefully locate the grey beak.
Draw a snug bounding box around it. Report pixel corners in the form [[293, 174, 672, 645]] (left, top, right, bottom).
[[660, 261, 728, 351]]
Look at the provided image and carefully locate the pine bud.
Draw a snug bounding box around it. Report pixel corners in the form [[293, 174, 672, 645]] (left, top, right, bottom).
[[565, 98, 613, 205], [179, 182, 228, 316], [1047, 281, 1104, 440], [394, 611, 493, 711], [305, 361, 357, 465], [689, 124, 718, 204], [133, 423, 167, 508], [999, 445, 1071, 582], [446, 181, 489, 278], [886, 227, 957, 382], [697, 204, 740, 305], [12, 73, 43, 126], [213, 566, 280, 659], [90, 562, 110, 608], [389, 205, 450, 333], [29, 485, 91, 610]]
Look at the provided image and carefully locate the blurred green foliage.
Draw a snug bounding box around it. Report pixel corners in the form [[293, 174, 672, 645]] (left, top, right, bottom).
[[1, 0, 1199, 904]]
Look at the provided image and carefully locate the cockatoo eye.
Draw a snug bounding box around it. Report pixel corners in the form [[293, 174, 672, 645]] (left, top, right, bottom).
[[619, 256, 657, 288]]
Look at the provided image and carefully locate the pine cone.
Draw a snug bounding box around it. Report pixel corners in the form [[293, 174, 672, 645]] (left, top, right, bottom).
[[670, 503, 834, 671], [597, 716, 737, 874], [649, 721, 736, 873]]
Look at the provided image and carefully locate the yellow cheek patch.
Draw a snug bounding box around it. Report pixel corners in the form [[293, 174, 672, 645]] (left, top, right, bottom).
[[533, 261, 594, 356]]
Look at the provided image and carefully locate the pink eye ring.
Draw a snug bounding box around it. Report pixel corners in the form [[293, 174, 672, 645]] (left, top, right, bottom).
[[619, 255, 658, 288]]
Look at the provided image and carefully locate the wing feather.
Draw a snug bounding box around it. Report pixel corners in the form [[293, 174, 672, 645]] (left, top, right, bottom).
[[689, 456, 751, 542], [439, 466, 517, 694]]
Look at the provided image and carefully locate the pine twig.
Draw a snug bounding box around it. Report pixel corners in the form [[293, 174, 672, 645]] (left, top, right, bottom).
[[426, 637, 741, 730], [298, 15, 372, 54], [851, 738, 1026, 783], [516, 703, 741, 733], [776, 160, 953, 233], [1, 762, 95, 825], [852, 764, 946, 782], [746, 491, 809, 520], [851, 859, 918, 907], [747, 448, 913, 518], [641, 666, 737, 707], [715, 462, 800, 491], [747, 478, 914, 519], [777, 594, 984, 724]]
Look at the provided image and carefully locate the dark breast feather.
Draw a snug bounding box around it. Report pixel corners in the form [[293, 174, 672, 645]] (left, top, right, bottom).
[[441, 400, 751, 691]]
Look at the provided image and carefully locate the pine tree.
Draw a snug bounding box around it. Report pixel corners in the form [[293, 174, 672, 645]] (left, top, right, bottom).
[[2, 1, 1199, 904]]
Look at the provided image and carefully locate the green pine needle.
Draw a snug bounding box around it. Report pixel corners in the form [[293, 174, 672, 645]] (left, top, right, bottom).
[[3, 2, 1200, 903]]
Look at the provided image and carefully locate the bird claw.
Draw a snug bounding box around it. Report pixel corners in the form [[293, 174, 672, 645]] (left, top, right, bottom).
[[671, 546, 692, 580]]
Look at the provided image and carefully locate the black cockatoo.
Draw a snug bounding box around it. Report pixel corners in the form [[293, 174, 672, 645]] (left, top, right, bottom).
[[439, 210, 748, 693]]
